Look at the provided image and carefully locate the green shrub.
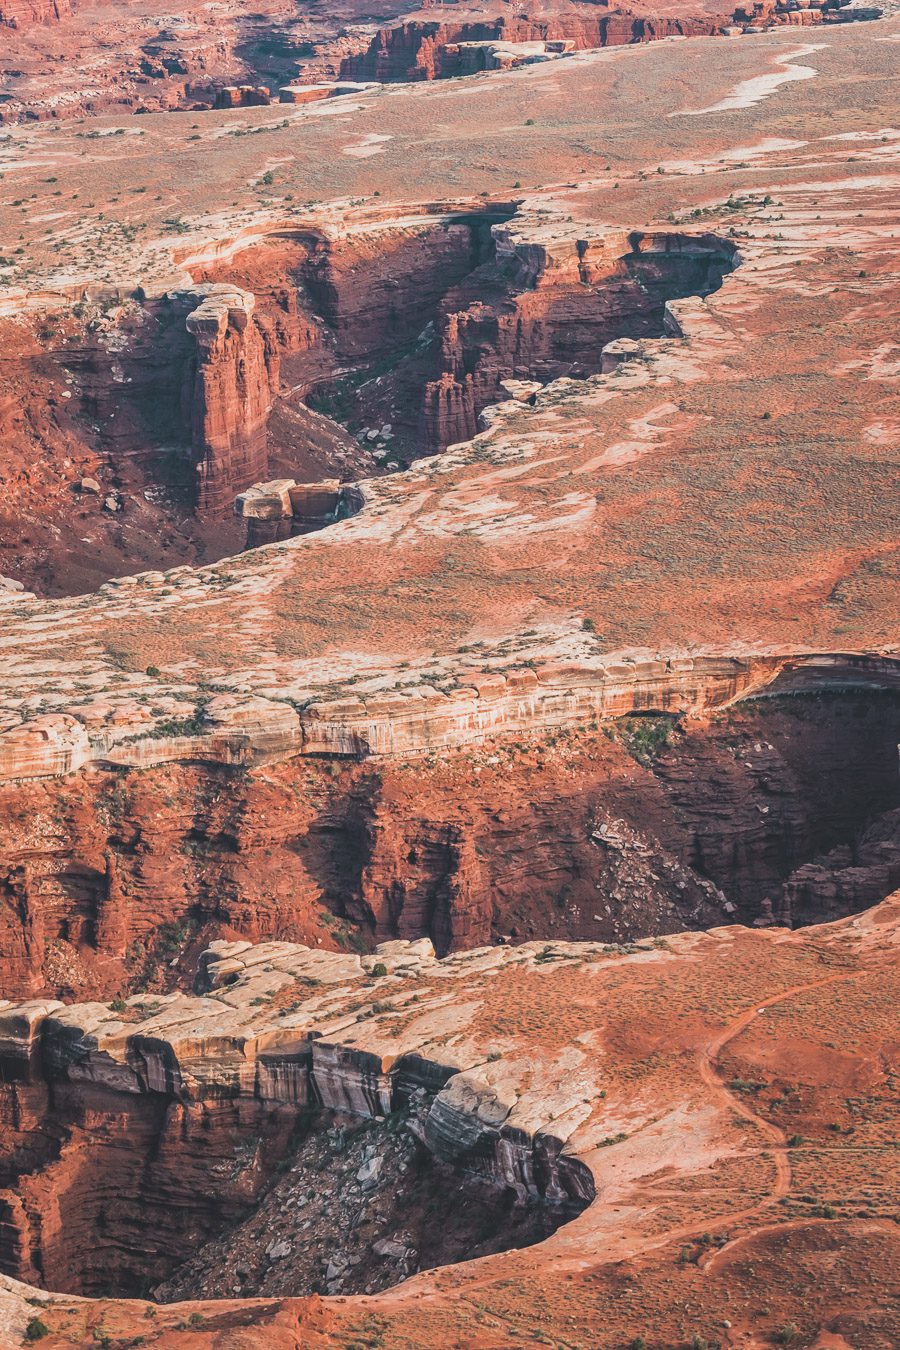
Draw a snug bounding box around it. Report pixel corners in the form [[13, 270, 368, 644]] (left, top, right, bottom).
[[615, 715, 679, 766]]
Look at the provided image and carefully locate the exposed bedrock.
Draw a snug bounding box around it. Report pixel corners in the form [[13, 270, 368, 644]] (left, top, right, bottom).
[[0, 284, 363, 595], [192, 207, 515, 467], [0, 692, 897, 1000], [327, 0, 868, 85], [340, 14, 726, 84], [0, 0, 72, 27], [53, 282, 322, 517], [418, 228, 736, 450], [2, 212, 733, 586], [0, 941, 592, 1296], [200, 221, 736, 461], [333, 5, 848, 85]]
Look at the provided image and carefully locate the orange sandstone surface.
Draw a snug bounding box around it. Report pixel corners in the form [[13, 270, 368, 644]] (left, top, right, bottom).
[[0, 11, 898, 1349], [0, 897, 897, 1347], [1, 26, 899, 765]]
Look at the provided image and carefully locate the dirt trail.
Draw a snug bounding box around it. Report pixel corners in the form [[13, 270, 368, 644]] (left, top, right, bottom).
[[378, 971, 865, 1307], [697, 971, 863, 1218]]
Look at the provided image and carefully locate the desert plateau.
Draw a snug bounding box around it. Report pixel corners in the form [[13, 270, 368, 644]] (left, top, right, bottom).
[[0, 0, 897, 1345]]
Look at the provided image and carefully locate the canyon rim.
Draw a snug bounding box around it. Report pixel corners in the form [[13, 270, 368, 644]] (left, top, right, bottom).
[[0, 0, 898, 1348]]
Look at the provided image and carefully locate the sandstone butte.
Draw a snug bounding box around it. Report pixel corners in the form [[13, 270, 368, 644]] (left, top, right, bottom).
[[0, 0, 898, 1346]]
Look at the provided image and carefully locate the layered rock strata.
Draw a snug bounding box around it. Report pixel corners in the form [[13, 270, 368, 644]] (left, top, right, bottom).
[[0, 895, 896, 1332], [1, 650, 898, 783], [0, 690, 897, 1001], [0, 936, 593, 1295], [183, 287, 277, 515], [335, 0, 863, 84], [234, 478, 364, 547]]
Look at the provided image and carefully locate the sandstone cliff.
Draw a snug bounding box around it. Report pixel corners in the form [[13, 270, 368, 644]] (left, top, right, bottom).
[[0, 936, 594, 1294], [0, 692, 897, 1000]]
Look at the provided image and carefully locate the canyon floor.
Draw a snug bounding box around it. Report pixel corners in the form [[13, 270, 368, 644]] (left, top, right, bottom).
[[0, 0, 898, 1346]]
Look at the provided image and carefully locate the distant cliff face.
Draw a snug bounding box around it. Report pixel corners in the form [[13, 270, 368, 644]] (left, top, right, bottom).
[[337, 14, 733, 84], [0, 0, 73, 28], [0, 691, 897, 1001]]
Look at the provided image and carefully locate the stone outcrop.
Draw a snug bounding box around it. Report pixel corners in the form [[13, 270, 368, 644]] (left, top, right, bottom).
[[213, 84, 270, 109], [234, 478, 363, 546], [332, 0, 866, 84], [183, 286, 277, 515], [0, 689, 897, 1000], [419, 228, 736, 450], [0, 894, 896, 1325], [0, 0, 71, 27], [337, 13, 732, 83], [278, 81, 377, 104], [2, 651, 896, 784], [0, 936, 595, 1294], [0, 13, 896, 1350], [779, 806, 900, 927]]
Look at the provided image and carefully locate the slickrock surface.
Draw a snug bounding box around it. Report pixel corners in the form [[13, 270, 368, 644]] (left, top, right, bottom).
[[0, 16, 898, 992], [0, 897, 897, 1345]]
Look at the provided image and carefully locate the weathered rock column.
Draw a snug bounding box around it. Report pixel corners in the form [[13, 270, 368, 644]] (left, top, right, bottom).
[[183, 286, 277, 516]]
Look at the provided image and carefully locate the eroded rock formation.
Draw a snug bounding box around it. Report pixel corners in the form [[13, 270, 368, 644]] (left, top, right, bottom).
[[184, 287, 276, 514], [0, 895, 896, 1341], [0, 209, 738, 577], [0, 0, 72, 27], [0, 937, 592, 1296], [338, 12, 730, 84], [0, 691, 897, 1001]]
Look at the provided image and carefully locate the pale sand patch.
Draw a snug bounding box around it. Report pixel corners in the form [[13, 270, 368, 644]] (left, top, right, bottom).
[[821, 129, 900, 142], [674, 45, 826, 117], [863, 420, 900, 445], [658, 137, 808, 174], [838, 343, 900, 381], [342, 133, 394, 158], [582, 401, 682, 472]]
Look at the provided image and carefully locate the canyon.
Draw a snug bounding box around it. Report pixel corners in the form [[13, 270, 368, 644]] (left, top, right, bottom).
[[0, 0, 879, 128], [0, 6, 898, 1349], [1, 687, 899, 1001], [0, 211, 737, 593], [0, 900, 896, 1345]]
